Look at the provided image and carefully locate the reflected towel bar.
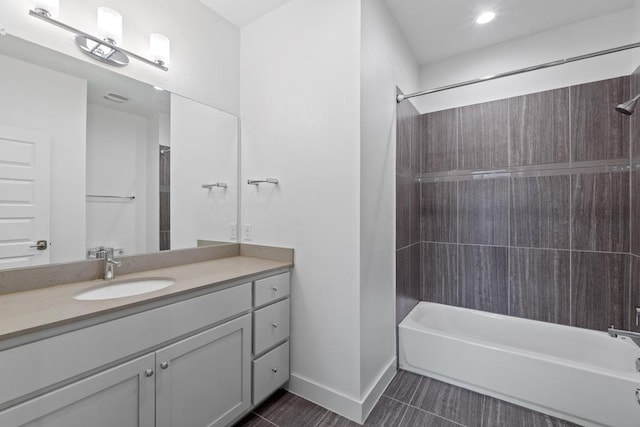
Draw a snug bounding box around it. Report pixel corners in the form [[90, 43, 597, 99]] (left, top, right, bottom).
[[202, 183, 228, 189], [248, 178, 279, 185], [86, 194, 135, 200]]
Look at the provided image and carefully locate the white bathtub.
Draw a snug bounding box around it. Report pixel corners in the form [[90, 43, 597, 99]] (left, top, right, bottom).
[[398, 302, 640, 427]]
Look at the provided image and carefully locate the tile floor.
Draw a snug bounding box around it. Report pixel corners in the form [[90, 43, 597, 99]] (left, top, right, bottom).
[[234, 370, 580, 426]]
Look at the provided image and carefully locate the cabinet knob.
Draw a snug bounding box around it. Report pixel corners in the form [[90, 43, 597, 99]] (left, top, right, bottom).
[[161, 361, 170, 370], [145, 369, 154, 377], [272, 286, 278, 292], [272, 323, 278, 328], [272, 367, 278, 373]]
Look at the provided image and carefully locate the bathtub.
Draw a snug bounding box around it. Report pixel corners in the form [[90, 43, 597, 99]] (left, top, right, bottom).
[[398, 302, 640, 427]]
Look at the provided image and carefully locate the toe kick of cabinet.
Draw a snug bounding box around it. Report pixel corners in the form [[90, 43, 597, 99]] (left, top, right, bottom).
[[253, 341, 289, 406]]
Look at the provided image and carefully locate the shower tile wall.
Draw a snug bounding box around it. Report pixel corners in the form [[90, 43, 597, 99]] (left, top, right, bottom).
[[632, 65, 640, 333], [396, 90, 421, 323], [404, 75, 639, 332], [160, 145, 171, 251]]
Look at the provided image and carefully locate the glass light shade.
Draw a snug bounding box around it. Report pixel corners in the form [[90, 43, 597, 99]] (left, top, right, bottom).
[[149, 33, 170, 66], [97, 7, 122, 44], [32, 0, 59, 17]]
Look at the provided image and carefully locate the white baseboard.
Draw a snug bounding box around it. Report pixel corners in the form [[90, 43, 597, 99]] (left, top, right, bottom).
[[286, 358, 397, 424]]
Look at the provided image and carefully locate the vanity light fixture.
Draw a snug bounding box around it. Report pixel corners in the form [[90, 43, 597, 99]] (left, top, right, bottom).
[[476, 11, 496, 25], [29, 1, 169, 71]]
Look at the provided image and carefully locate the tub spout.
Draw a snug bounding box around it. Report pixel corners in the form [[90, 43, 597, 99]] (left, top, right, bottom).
[[608, 325, 640, 348]]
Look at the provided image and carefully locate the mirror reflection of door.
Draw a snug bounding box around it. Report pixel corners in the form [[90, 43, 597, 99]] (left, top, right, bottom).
[[0, 125, 50, 269]]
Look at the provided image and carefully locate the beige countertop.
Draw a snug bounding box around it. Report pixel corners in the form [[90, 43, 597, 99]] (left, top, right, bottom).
[[0, 256, 291, 342]]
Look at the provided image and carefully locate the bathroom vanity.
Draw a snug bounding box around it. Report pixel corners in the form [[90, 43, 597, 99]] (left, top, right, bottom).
[[0, 251, 292, 427]]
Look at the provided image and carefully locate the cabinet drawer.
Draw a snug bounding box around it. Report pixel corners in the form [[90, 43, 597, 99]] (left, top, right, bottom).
[[253, 299, 290, 355], [254, 272, 290, 307], [253, 341, 289, 405]]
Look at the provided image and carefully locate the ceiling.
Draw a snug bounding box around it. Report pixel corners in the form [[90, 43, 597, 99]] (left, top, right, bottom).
[[200, 0, 636, 66], [199, 0, 294, 27], [382, 0, 636, 65]]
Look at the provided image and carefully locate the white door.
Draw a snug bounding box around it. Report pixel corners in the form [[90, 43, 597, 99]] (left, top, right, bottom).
[[0, 124, 50, 269]]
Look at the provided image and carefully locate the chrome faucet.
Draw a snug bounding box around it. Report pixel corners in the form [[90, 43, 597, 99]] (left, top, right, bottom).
[[102, 248, 122, 280]]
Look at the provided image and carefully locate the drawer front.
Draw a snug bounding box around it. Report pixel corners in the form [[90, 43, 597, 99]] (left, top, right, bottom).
[[253, 299, 290, 355], [254, 272, 290, 308], [253, 341, 290, 405]]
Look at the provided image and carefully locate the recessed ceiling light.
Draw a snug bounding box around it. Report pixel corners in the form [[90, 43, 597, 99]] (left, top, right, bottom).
[[476, 11, 496, 25]]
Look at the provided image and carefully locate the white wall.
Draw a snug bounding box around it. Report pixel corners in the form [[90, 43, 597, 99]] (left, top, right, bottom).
[[171, 94, 238, 248], [0, 53, 87, 264], [359, 0, 419, 411], [0, 0, 240, 115], [241, 0, 363, 418], [86, 104, 148, 255], [414, 10, 639, 113]]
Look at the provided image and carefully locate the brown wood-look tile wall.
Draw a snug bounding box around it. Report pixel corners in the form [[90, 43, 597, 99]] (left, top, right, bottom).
[[458, 179, 509, 246], [571, 77, 630, 162], [571, 172, 629, 253], [413, 75, 637, 331], [571, 252, 629, 330], [421, 181, 457, 243], [458, 99, 509, 170], [396, 90, 421, 323], [421, 242, 457, 306], [420, 109, 457, 173], [458, 245, 508, 314], [509, 88, 570, 166], [509, 248, 570, 325], [510, 176, 570, 249]]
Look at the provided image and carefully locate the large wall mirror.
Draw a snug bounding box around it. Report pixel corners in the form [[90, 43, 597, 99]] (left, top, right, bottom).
[[0, 34, 238, 271]]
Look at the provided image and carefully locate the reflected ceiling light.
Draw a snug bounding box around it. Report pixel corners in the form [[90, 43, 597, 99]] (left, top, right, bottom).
[[32, 0, 59, 18], [149, 33, 171, 67], [28, 4, 169, 71], [96, 7, 122, 45], [476, 11, 496, 25]]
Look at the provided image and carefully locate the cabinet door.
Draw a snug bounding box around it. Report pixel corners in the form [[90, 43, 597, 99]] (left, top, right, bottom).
[[156, 314, 252, 427], [0, 353, 155, 427]]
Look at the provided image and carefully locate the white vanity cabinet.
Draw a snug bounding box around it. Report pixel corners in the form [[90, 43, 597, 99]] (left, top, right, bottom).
[[251, 272, 291, 405], [0, 353, 156, 427], [155, 314, 251, 427], [0, 269, 290, 427]]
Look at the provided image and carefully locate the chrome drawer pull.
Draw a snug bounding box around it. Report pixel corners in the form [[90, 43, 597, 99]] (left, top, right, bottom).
[[272, 323, 278, 328], [272, 367, 278, 373], [272, 286, 278, 292], [145, 369, 154, 377], [160, 361, 170, 370]]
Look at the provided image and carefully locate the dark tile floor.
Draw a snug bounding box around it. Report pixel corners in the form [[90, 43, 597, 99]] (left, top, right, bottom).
[[234, 370, 580, 426]]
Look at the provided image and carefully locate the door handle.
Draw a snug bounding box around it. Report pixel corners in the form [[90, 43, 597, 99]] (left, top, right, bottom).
[[30, 240, 48, 250]]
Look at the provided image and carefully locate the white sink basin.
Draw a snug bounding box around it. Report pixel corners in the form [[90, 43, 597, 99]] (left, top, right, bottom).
[[74, 278, 176, 301]]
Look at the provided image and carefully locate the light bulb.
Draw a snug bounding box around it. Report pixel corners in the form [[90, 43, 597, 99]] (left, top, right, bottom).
[[150, 33, 170, 66], [97, 7, 122, 44], [476, 11, 496, 25], [32, 0, 59, 18]]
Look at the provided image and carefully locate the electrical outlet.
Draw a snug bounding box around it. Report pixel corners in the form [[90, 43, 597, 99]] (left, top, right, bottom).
[[243, 224, 253, 241], [230, 223, 237, 240]]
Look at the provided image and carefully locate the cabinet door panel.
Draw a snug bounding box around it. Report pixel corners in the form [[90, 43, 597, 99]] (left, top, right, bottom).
[[156, 314, 251, 427], [0, 353, 154, 427]]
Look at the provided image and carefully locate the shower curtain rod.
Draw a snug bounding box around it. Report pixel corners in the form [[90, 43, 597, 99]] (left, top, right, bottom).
[[397, 41, 640, 103]]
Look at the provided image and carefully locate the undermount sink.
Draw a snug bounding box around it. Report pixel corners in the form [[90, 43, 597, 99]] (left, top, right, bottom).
[[74, 278, 176, 301]]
